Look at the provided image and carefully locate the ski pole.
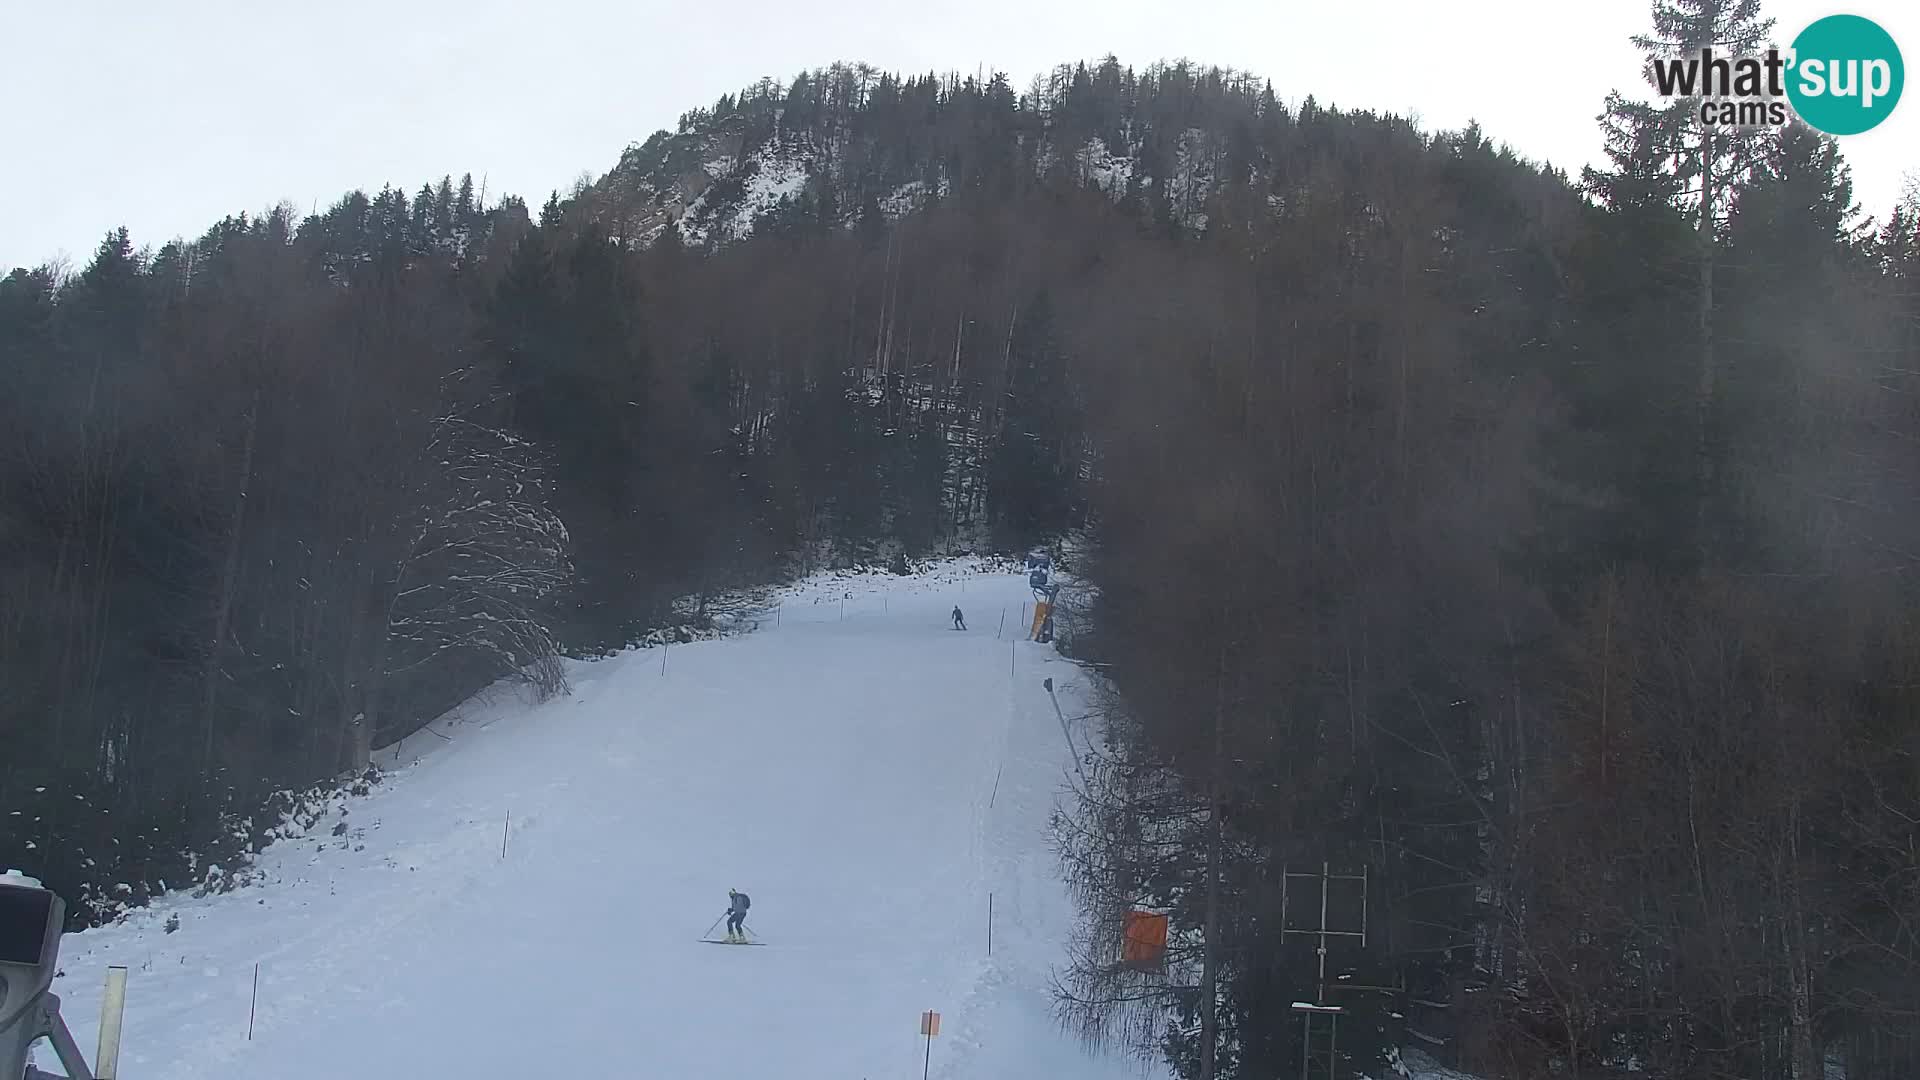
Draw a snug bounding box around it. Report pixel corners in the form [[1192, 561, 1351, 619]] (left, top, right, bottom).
[[702, 913, 726, 940]]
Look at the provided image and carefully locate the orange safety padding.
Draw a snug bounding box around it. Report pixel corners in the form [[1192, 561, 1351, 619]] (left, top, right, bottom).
[[1122, 910, 1168, 965], [1031, 601, 1052, 640]]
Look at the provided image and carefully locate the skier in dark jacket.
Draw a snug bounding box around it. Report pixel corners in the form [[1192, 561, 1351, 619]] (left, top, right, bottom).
[[725, 888, 752, 942], [951, 605, 966, 631]]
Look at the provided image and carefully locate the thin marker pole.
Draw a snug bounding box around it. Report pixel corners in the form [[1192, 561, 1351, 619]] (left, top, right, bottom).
[[502, 811, 510, 858], [247, 963, 259, 1040], [988, 892, 994, 956]]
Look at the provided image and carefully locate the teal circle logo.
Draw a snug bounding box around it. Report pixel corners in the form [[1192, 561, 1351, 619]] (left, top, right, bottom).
[[1786, 14, 1904, 135]]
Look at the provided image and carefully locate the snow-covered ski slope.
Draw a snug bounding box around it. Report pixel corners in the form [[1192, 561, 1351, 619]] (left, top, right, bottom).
[[47, 562, 1164, 1080]]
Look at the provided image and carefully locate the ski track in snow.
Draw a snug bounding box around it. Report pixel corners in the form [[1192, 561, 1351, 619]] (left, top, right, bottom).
[[42, 561, 1168, 1080]]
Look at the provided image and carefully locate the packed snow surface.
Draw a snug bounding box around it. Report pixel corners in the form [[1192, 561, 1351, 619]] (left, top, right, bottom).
[[45, 562, 1164, 1079]]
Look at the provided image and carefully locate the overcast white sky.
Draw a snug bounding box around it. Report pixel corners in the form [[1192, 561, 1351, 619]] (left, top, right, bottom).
[[3, 0, 1914, 270]]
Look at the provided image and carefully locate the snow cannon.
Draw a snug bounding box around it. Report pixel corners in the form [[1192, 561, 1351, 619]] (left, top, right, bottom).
[[1, 871, 62, 1078], [1, 871, 117, 1080]]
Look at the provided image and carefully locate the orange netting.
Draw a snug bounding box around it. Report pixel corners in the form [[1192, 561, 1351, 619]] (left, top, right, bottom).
[[1122, 910, 1168, 965]]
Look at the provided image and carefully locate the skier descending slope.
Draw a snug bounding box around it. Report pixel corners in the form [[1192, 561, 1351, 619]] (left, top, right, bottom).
[[723, 888, 751, 942], [952, 605, 966, 631]]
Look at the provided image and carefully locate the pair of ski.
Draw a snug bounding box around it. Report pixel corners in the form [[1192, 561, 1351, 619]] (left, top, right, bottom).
[[701, 938, 766, 946]]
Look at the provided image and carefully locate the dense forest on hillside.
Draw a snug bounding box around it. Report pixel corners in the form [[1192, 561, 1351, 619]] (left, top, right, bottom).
[[7, 2, 1920, 1075]]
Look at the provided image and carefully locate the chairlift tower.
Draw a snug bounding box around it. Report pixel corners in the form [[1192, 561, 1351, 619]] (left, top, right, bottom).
[[1279, 862, 1370, 1080]]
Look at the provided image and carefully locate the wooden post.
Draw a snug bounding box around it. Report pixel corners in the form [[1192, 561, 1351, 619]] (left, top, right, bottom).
[[96, 966, 128, 1078]]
